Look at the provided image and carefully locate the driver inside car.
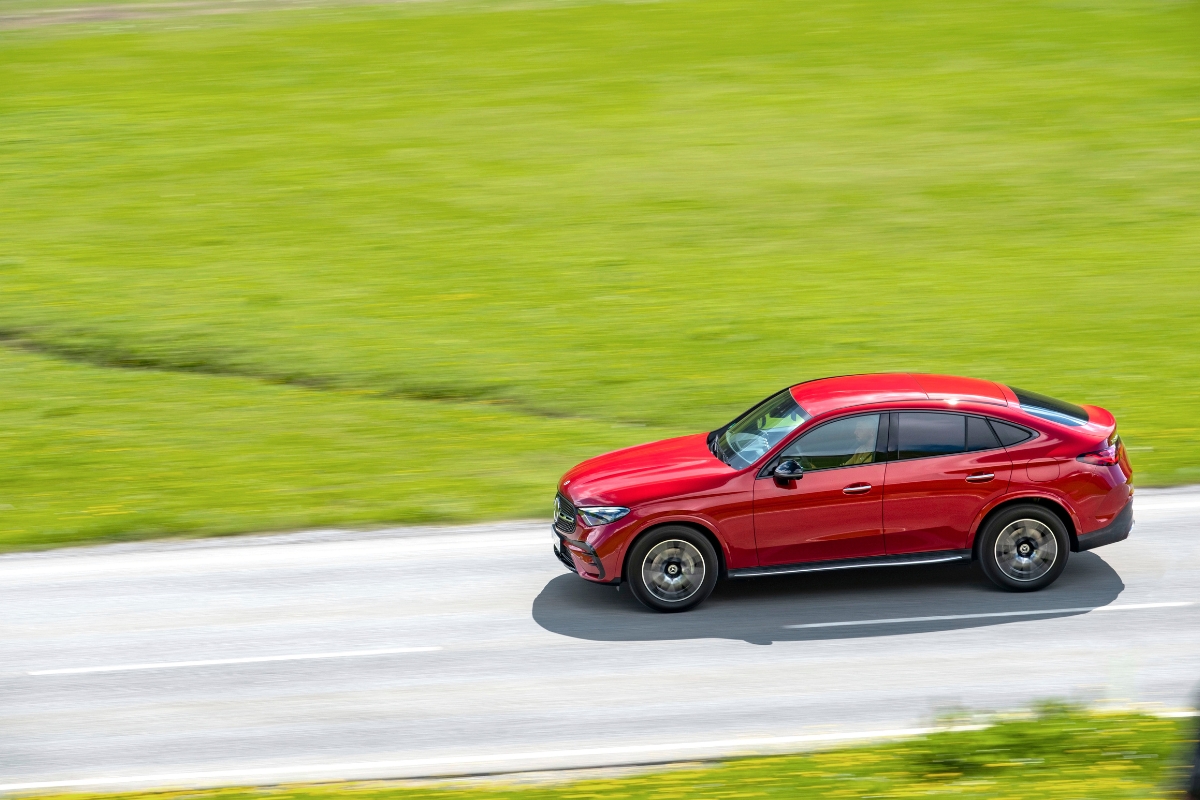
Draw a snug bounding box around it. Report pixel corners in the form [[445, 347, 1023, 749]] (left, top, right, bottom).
[[844, 415, 878, 466]]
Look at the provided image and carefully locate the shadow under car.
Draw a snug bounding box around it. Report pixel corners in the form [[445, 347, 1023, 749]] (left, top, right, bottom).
[[531, 551, 1124, 645]]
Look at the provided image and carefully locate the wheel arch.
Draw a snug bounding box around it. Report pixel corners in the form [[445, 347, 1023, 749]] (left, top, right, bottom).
[[970, 495, 1079, 558], [620, 519, 729, 582]]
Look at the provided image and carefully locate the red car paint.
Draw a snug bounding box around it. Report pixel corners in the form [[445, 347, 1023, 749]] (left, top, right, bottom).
[[553, 373, 1132, 586]]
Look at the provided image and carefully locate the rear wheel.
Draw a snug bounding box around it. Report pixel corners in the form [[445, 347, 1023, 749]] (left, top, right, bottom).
[[979, 505, 1069, 592], [626, 526, 718, 613]]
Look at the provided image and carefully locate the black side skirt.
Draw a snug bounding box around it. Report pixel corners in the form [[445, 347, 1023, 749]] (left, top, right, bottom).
[[1074, 499, 1133, 552], [729, 549, 972, 580]]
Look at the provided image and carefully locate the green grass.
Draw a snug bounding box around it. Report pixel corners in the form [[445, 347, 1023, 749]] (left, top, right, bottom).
[[1, 0, 1199, 550], [0, 346, 664, 549], [27, 707, 1198, 800]]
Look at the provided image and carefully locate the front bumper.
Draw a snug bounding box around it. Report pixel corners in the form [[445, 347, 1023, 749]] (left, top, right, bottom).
[[553, 529, 577, 572], [552, 525, 617, 583], [1075, 498, 1133, 552]]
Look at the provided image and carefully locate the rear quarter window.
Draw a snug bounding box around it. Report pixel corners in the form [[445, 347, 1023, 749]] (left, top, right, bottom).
[[989, 419, 1035, 446]]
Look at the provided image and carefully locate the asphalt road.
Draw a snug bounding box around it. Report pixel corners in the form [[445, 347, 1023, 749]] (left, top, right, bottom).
[[3, 489, 1199, 792]]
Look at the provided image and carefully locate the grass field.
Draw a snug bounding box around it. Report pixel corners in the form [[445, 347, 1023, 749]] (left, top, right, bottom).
[[1, 0, 1198, 550], [23, 708, 1197, 800]]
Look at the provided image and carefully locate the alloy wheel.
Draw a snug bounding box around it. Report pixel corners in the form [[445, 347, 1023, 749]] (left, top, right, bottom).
[[994, 518, 1059, 582], [641, 539, 706, 603]]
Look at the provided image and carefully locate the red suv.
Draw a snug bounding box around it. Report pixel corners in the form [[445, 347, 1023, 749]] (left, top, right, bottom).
[[552, 374, 1132, 612]]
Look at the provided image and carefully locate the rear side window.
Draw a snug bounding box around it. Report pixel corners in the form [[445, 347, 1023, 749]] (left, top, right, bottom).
[[1010, 387, 1089, 427], [966, 416, 1001, 451], [896, 412, 964, 460], [989, 419, 1035, 446]]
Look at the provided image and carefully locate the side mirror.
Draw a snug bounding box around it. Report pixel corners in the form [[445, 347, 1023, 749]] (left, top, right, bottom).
[[774, 460, 804, 480]]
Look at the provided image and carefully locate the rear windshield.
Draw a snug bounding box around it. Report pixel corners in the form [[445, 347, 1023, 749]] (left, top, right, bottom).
[[1010, 387, 1090, 427]]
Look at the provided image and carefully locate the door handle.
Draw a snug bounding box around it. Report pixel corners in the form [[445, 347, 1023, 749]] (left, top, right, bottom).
[[843, 483, 872, 494], [966, 472, 995, 483]]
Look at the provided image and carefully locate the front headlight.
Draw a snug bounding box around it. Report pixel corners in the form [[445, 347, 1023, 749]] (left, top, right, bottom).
[[577, 506, 631, 526]]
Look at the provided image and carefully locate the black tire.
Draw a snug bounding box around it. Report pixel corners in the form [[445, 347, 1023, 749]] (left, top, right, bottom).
[[978, 504, 1070, 592], [625, 526, 719, 613]]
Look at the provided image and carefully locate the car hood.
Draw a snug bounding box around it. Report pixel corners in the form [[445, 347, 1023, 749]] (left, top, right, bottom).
[[559, 433, 735, 508]]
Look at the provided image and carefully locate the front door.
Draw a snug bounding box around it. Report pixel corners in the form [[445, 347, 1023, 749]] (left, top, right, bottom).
[[753, 413, 887, 566], [883, 412, 1013, 554]]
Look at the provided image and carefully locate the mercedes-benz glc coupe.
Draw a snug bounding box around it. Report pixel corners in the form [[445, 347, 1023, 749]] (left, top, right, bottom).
[[552, 374, 1132, 612]]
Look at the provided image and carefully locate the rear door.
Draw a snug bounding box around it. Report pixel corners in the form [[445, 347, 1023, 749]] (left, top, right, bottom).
[[882, 412, 1012, 554], [753, 413, 887, 565]]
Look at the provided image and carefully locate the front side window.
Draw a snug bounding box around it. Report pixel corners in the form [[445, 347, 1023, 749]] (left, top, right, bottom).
[[713, 390, 811, 469], [896, 412, 965, 460], [781, 414, 880, 471]]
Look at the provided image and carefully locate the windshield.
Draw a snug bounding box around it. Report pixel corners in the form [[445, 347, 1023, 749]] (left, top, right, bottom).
[[713, 390, 810, 468]]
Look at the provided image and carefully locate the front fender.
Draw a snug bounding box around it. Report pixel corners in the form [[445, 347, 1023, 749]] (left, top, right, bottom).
[[610, 511, 732, 582]]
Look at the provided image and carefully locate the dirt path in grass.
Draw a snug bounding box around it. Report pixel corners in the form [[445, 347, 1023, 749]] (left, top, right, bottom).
[[0, 0, 437, 30]]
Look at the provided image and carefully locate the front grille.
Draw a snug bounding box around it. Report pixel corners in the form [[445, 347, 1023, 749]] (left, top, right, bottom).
[[554, 493, 577, 534]]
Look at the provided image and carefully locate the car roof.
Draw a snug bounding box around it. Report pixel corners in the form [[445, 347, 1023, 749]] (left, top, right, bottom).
[[788, 373, 1010, 417]]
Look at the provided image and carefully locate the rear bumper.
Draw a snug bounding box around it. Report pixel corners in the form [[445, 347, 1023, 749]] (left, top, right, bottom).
[[1075, 499, 1133, 552]]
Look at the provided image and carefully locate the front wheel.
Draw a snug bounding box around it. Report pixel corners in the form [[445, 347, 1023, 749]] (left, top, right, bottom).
[[626, 526, 719, 613], [978, 505, 1069, 592]]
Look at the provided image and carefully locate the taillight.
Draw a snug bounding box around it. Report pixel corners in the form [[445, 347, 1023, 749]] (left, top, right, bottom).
[[1078, 433, 1122, 466]]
